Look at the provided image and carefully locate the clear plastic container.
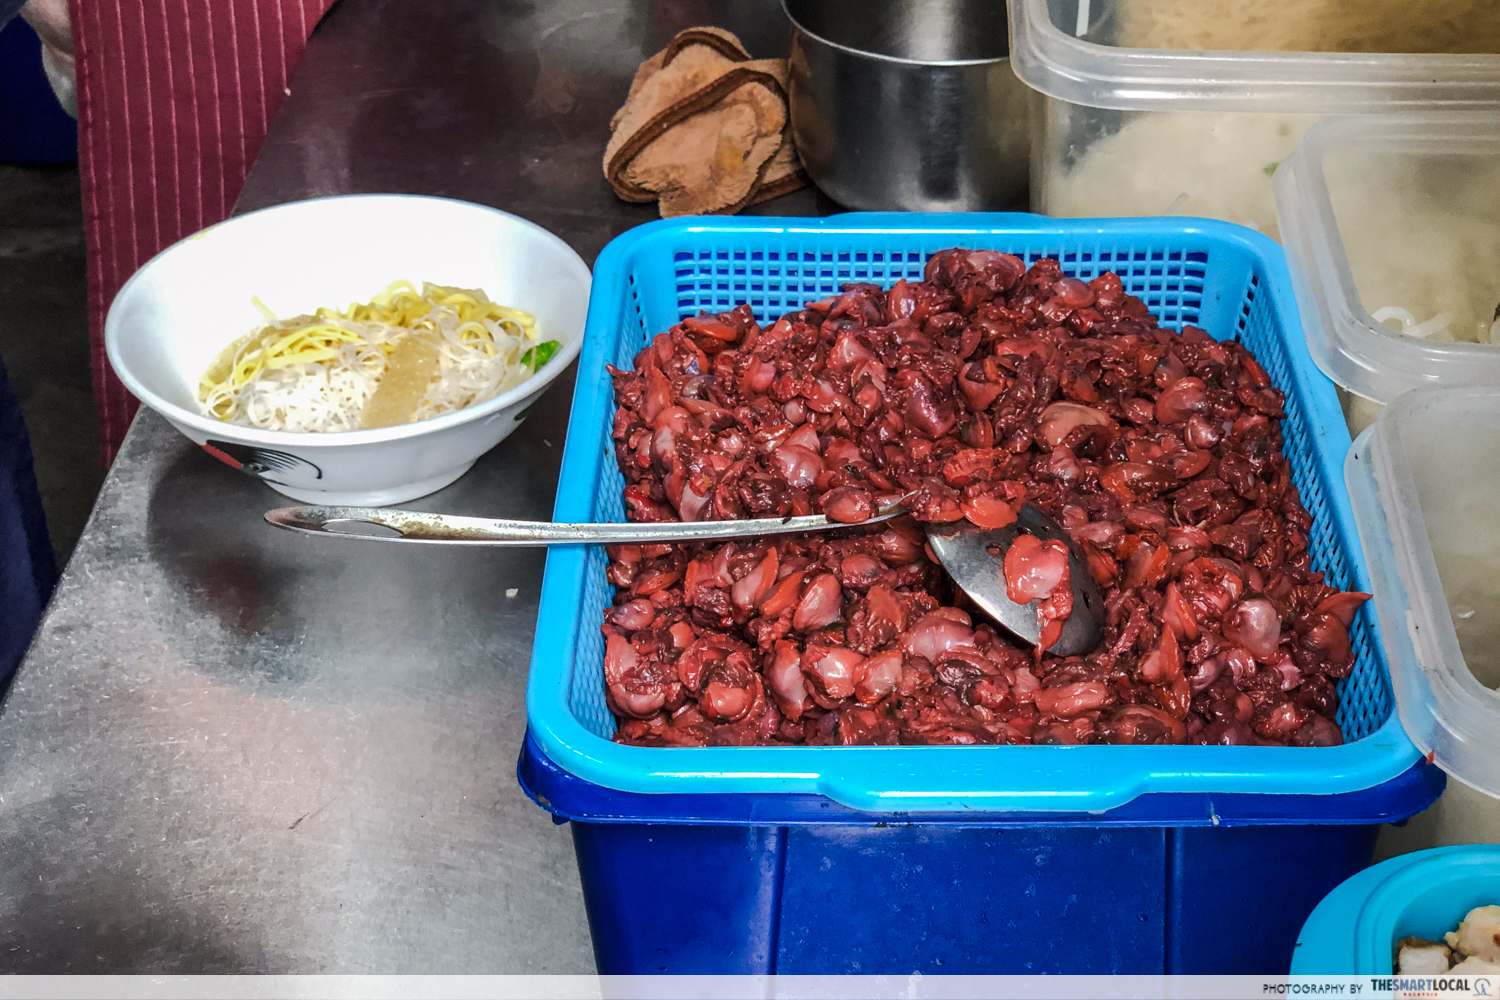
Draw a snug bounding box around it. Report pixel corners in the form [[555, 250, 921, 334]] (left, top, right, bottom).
[[1275, 115, 1500, 434], [1345, 385, 1500, 804], [1006, 0, 1500, 241]]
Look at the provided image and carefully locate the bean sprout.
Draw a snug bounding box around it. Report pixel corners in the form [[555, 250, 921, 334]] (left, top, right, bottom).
[[1371, 305, 1456, 341]]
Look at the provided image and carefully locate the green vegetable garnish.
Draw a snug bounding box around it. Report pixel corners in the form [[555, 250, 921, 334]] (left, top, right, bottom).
[[521, 339, 561, 370]]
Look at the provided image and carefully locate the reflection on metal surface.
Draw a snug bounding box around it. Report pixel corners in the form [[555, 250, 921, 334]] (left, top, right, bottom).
[[323, 518, 405, 538], [0, 0, 839, 972], [785, 0, 1031, 211]]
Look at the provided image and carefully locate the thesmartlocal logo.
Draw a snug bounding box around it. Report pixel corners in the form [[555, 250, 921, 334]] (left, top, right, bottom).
[[1367, 975, 1498, 999]]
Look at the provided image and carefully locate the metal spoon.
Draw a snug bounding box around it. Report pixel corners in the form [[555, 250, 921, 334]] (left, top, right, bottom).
[[263, 503, 907, 544], [923, 505, 1105, 658], [264, 501, 1104, 654]]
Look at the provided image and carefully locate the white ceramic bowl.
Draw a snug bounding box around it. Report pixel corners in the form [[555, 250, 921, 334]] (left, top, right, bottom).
[[106, 194, 591, 505]]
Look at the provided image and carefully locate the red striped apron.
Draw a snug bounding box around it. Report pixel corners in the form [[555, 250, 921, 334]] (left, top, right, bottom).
[[71, 0, 337, 464]]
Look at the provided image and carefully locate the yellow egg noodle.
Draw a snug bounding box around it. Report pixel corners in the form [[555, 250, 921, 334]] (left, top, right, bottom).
[[198, 281, 559, 433]]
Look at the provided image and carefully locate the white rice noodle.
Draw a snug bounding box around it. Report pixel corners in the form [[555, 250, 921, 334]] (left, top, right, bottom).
[[1371, 305, 1456, 341]]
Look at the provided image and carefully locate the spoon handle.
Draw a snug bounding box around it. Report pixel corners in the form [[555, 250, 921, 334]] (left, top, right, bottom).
[[264, 503, 905, 545]]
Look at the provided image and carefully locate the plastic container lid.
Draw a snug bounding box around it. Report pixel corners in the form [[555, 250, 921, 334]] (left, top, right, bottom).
[[1345, 385, 1500, 799], [1007, 0, 1500, 113], [1292, 845, 1500, 974], [1276, 115, 1500, 406]]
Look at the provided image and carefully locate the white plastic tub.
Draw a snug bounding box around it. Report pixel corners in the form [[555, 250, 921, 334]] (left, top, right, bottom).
[[1275, 115, 1500, 434], [1346, 386, 1500, 816], [1007, 0, 1500, 240]]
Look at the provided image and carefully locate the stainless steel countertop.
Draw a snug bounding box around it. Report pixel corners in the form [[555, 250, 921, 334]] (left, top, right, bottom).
[[0, 0, 834, 972]]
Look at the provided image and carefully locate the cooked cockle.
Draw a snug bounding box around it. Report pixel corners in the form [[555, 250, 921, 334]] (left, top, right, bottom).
[[601, 252, 1370, 748], [1396, 937, 1452, 975], [1447, 904, 1500, 963]]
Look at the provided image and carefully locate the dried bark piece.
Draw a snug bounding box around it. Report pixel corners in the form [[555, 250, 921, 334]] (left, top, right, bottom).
[[605, 28, 806, 216], [622, 71, 787, 217], [608, 27, 752, 135], [747, 128, 810, 207]]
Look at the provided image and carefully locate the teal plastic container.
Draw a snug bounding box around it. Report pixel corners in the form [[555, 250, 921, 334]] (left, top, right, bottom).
[[1292, 845, 1500, 973]]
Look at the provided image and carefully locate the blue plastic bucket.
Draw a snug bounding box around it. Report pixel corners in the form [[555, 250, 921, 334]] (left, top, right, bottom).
[[519, 734, 1441, 974], [526, 212, 1418, 812], [1293, 845, 1500, 974]]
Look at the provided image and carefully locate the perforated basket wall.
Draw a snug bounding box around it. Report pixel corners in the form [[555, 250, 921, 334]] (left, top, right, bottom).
[[530, 214, 1415, 813]]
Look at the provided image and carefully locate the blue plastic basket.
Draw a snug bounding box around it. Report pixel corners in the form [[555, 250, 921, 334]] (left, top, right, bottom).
[[1292, 846, 1500, 974], [526, 213, 1420, 813]]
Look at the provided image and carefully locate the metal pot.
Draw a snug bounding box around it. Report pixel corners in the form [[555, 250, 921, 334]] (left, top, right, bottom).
[[784, 0, 1031, 211]]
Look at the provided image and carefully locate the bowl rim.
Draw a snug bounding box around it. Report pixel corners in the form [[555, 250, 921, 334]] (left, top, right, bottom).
[[104, 193, 591, 448]]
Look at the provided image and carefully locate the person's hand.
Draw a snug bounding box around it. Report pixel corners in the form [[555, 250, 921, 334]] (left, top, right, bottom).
[[20, 0, 75, 118]]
